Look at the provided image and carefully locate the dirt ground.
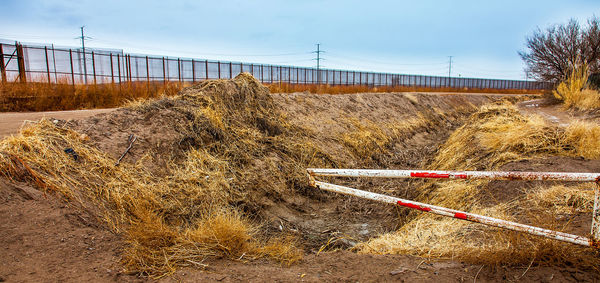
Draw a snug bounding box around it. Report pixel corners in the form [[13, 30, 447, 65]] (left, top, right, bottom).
[[2, 91, 599, 282], [0, 109, 115, 140]]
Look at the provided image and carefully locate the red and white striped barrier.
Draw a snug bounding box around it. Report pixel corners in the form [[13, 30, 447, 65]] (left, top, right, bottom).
[[307, 168, 600, 182], [307, 168, 600, 249]]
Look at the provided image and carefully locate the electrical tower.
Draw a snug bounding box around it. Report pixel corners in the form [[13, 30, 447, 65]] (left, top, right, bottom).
[[448, 56, 453, 78], [77, 26, 92, 84], [312, 43, 324, 84]]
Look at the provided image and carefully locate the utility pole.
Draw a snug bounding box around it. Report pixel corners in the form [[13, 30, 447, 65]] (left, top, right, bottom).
[[313, 43, 324, 84], [448, 56, 453, 78], [77, 26, 92, 84]]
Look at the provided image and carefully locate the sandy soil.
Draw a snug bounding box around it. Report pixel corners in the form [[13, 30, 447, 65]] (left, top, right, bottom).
[[0, 109, 115, 139], [1, 92, 598, 282]]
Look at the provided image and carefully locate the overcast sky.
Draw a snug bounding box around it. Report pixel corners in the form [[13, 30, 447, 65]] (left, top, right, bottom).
[[0, 0, 598, 80]]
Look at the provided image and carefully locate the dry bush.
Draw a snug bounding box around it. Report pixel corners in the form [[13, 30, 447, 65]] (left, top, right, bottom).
[[553, 64, 600, 110], [358, 102, 600, 270], [0, 73, 330, 277]]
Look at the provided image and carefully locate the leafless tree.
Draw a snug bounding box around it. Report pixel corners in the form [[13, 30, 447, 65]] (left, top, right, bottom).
[[519, 16, 600, 83]]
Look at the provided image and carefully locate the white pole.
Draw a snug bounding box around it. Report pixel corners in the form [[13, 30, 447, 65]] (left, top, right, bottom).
[[312, 180, 597, 248], [307, 168, 600, 182]]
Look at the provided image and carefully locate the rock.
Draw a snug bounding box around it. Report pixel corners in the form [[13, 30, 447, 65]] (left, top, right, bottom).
[[390, 267, 409, 275]]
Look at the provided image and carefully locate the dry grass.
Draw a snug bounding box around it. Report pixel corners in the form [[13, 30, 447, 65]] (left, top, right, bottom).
[[268, 83, 546, 95], [358, 102, 600, 270], [340, 115, 432, 160], [0, 79, 544, 113], [553, 64, 600, 110], [0, 80, 184, 112], [0, 73, 331, 277]]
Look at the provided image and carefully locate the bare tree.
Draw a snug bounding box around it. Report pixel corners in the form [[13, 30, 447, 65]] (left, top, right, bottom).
[[519, 17, 600, 83]]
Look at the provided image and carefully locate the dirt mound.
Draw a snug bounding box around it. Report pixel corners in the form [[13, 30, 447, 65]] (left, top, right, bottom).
[[8, 74, 567, 279]]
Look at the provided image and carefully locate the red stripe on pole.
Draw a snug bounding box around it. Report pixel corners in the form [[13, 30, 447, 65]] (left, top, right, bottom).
[[411, 172, 449, 178], [454, 212, 468, 220], [397, 201, 431, 212]]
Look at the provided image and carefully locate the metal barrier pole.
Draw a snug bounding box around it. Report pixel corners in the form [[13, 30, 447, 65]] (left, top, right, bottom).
[[593, 184, 600, 242], [307, 168, 600, 182], [311, 180, 597, 248]]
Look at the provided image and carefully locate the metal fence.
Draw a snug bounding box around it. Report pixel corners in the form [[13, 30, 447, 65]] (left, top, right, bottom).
[[0, 41, 553, 90]]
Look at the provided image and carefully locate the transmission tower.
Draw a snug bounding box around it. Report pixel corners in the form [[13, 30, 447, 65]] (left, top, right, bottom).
[[312, 43, 325, 84], [448, 56, 453, 78], [77, 26, 92, 84]]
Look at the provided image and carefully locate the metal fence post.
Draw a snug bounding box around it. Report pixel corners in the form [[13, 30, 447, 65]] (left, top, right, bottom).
[[229, 62, 232, 79], [91, 51, 97, 84], [44, 46, 51, 83], [16, 43, 27, 83], [0, 43, 6, 83], [191, 59, 196, 83], [205, 60, 209, 80], [127, 55, 132, 82], [110, 54, 115, 84], [69, 49, 75, 85], [177, 58, 182, 82], [117, 54, 122, 84], [145, 56, 150, 82]]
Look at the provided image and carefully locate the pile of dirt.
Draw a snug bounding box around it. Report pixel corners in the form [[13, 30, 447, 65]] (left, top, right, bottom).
[[12, 73, 593, 280]]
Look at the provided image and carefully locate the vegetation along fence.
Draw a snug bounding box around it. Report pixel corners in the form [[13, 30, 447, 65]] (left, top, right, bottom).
[[0, 41, 553, 90]]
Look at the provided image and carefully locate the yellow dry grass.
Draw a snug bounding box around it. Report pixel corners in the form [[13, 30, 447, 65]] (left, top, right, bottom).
[[340, 114, 433, 160], [0, 73, 325, 277], [358, 102, 600, 269], [553, 64, 600, 110]]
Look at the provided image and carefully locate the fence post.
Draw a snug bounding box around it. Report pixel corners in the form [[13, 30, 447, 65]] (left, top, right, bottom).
[[205, 60, 209, 80], [146, 56, 150, 82], [110, 54, 115, 84], [117, 54, 122, 84], [177, 58, 182, 82], [229, 62, 232, 79], [218, 62, 221, 79], [260, 64, 264, 83], [191, 59, 196, 83], [69, 49, 75, 85], [0, 43, 6, 83], [91, 52, 97, 84], [44, 46, 51, 83], [128, 55, 132, 82], [16, 43, 27, 83]]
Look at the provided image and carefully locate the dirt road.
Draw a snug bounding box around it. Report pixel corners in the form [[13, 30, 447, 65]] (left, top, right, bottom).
[[0, 109, 115, 139]]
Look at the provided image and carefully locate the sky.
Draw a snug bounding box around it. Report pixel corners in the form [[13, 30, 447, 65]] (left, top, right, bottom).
[[0, 0, 598, 80]]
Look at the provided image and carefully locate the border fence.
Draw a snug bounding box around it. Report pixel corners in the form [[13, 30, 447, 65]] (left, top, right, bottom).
[[0, 41, 553, 90]]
